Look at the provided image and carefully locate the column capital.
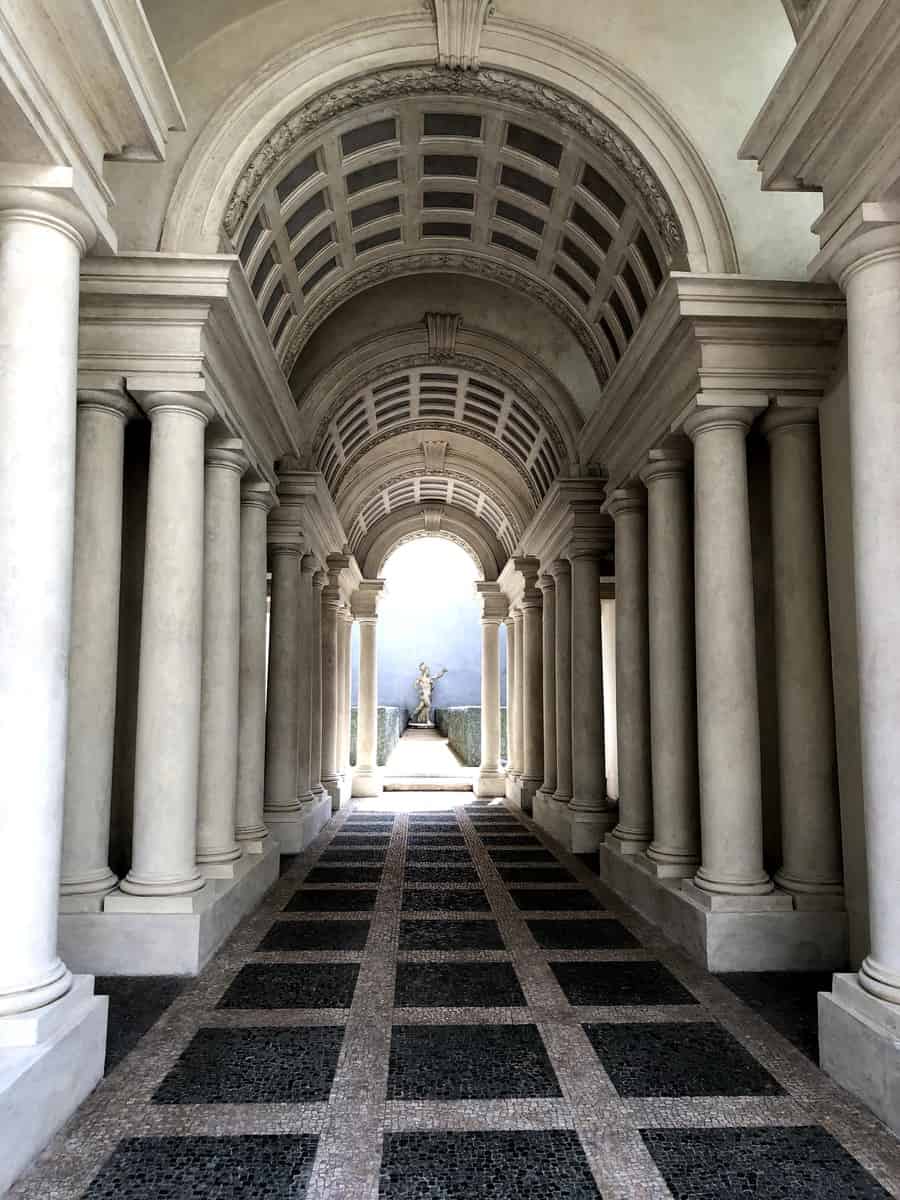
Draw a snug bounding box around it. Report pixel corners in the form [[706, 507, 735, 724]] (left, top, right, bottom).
[[537, 573, 555, 595], [206, 437, 248, 475], [135, 390, 215, 425], [682, 403, 762, 442], [0, 185, 97, 255], [760, 404, 820, 439], [639, 445, 692, 487], [352, 579, 386, 621], [268, 542, 303, 561], [76, 386, 139, 422], [606, 483, 647, 520], [241, 481, 278, 513], [301, 553, 322, 575], [548, 559, 571, 582], [809, 203, 900, 287], [476, 581, 508, 624], [312, 569, 328, 592]]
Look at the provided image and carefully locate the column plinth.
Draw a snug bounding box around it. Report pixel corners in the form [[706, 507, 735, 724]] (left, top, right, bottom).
[[196, 440, 248, 876], [607, 486, 653, 854], [684, 405, 772, 898], [536, 574, 558, 804], [640, 452, 700, 875], [117, 391, 215, 903], [235, 483, 277, 849], [549, 561, 573, 804], [61, 390, 136, 911]]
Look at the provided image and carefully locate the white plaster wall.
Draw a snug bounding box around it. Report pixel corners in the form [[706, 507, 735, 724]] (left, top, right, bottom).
[[109, 0, 821, 276], [819, 338, 870, 969]]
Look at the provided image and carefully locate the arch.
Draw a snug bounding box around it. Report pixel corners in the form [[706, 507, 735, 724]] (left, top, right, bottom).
[[161, 14, 737, 277], [359, 505, 504, 580]]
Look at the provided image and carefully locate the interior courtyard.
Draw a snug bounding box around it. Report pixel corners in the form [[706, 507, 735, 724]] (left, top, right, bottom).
[[2, 0, 900, 1195]]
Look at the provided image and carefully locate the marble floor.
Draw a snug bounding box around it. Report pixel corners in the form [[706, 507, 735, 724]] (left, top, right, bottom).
[[11, 799, 900, 1199]]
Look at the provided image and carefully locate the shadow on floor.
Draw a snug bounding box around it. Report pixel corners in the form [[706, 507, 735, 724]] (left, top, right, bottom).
[[716, 971, 834, 1063], [95, 976, 185, 1074]]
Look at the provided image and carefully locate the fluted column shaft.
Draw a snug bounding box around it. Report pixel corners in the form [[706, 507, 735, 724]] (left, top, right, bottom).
[[61, 391, 134, 911], [641, 453, 699, 872], [321, 582, 342, 807], [263, 544, 302, 819], [764, 408, 843, 897], [235, 483, 276, 848], [841, 241, 900, 1003], [568, 552, 612, 851], [550, 561, 573, 802], [309, 572, 327, 798], [0, 193, 91, 1013], [609, 486, 653, 853], [686, 406, 772, 896], [537, 575, 557, 799], [295, 556, 319, 804], [119, 392, 213, 901], [197, 440, 247, 874]]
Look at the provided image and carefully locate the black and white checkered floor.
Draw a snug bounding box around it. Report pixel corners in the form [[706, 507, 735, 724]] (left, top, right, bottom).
[[13, 800, 900, 1199]]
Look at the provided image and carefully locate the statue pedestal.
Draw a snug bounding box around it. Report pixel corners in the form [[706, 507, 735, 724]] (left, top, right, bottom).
[[408, 721, 436, 730]]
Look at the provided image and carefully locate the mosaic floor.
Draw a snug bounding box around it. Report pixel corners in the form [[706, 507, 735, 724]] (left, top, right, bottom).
[[12, 799, 900, 1199]]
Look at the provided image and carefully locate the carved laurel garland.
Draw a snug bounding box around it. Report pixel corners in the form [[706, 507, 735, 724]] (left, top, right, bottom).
[[351, 466, 523, 542], [312, 351, 570, 467], [224, 65, 685, 256]]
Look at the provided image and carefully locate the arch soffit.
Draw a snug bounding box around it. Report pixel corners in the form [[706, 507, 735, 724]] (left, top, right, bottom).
[[162, 15, 736, 279], [360, 506, 504, 581]]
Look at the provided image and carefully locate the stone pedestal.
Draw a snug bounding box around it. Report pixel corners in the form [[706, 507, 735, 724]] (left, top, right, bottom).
[[819, 976, 900, 1137]]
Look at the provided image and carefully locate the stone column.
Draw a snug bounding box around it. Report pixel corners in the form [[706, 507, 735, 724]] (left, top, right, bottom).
[[608, 485, 653, 854], [309, 570, 327, 799], [235, 482, 277, 851], [763, 407, 843, 898], [839, 236, 900, 1003], [519, 568, 544, 814], [512, 609, 525, 782], [504, 613, 518, 781], [476, 584, 507, 797], [337, 609, 354, 789], [0, 190, 92, 1013], [536, 574, 558, 804], [115, 391, 214, 905], [640, 451, 699, 874], [295, 555, 320, 806], [196, 439, 247, 876], [568, 550, 613, 851], [60, 389, 135, 911], [601, 599, 619, 800], [263, 541, 303, 833], [353, 581, 385, 798], [684, 405, 773, 898], [550, 560, 573, 804], [321, 570, 342, 809]]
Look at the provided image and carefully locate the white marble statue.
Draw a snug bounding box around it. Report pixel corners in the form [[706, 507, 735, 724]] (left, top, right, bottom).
[[411, 661, 447, 726]]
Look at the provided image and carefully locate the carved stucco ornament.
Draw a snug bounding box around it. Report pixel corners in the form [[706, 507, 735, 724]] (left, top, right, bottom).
[[421, 440, 449, 472], [425, 313, 462, 358], [432, 0, 495, 70]]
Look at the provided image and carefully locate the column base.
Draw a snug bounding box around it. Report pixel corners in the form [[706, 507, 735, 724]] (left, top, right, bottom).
[[197, 844, 243, 879], [606, 829, 651, 856], [0, 976, 107, 1195], [596, 843, 848, 971], [567, 795, 617, 853], [819, 974, 900, 1136], [59, 869, 120, 914], [323, 774, 351, 812], [532, 793, 572, 845], [475, 769, 507, 798], [509, 774, 541, 815], [59, 841, 280, 975], [352, 767, 383, 798], [639, 850, 697, 879], [235, 826, 270, 855], [265, 794, 332, 853]]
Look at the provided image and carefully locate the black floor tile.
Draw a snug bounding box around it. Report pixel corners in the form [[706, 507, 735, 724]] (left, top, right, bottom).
[[488, 847, 558, 862], [379, 1130, 600, 1199], [407, 834, 465, 845], [340, 823, 393, 833], [217, 963, 359, 1009], [717, 970, 833, 1063], [402, 889, 491, 912], [471, 822, 522, 832], [83, 1135, 319, 1199], [403, 864, 480, 883], [387, 1024, 561, 1100], [284, 889, 378, 912], [153, 1027, 344, 1103], [395, 961, 525, 1007], [480, 833, 541, 845], [551, 961, 697, 1006], [405, 846, 472, 862], [641, 1125, 891, 1199], [319, 848, 386, 862], [304, 865, 383, 884], [407, 822, 459, 833], [510, 888, 604, 911], [332, 835, 390, 846], [257, 920, 370, 952], [279, 854, 302, 876], [408, 814, 457, 822], [527, 918, 640, 950], [95, 976, 185, 1074], [398, 919, 505, 951], [585, 1021, 783, 1096], [498, 865, 576, 882]]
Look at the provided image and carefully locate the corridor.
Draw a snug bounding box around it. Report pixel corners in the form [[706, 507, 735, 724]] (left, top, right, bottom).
[[12, 802, 899, 1200]]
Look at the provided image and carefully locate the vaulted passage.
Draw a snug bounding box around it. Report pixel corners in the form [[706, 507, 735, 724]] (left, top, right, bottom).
[[3, 0, 900, 1193]]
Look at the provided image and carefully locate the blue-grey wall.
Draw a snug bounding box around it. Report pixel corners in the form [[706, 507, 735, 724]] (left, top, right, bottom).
[[350, 538, 507, 713]]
